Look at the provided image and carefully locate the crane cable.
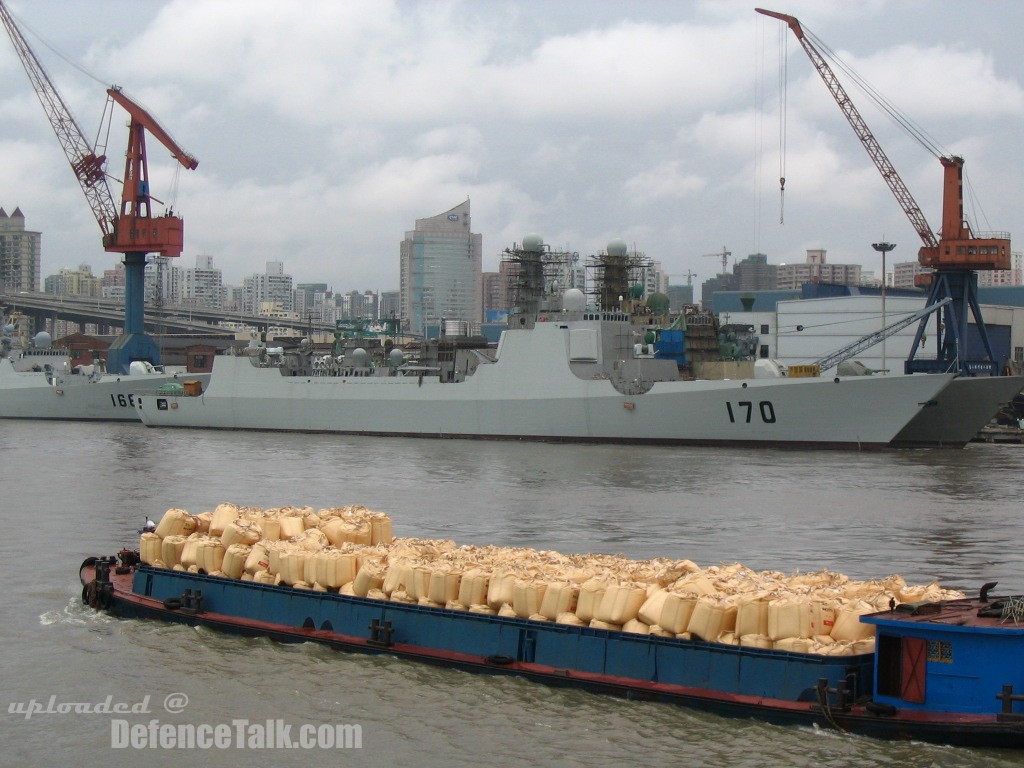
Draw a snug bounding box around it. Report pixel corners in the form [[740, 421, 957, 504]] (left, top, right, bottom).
[[9, 3, 121, 199], [803, 25, 947, 160], [778, 24, 787, 224], [963, 169, 996, 235], [8, 6, 109, 89], [753, 16, 766, 254], [802, 23, 1003, 236], [15, 6, 188, 214]]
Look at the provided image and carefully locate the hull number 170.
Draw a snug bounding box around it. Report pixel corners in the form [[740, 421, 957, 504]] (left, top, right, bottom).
[[726, 401, 776, 424]]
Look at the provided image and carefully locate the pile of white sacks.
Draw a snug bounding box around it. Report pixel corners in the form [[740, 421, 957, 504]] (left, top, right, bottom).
[[139, 503, 964, 656]]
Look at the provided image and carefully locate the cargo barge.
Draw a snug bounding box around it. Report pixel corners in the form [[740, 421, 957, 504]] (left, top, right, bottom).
[[81, 524, 1024, 748], [82, 555, 874, 726]]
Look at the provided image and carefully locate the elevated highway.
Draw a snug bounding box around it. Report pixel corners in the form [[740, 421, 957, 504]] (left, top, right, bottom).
[[0, 291, 336, 337]]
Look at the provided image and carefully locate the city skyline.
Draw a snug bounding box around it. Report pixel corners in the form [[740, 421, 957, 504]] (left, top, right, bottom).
[[0, 1, 1021, 298]]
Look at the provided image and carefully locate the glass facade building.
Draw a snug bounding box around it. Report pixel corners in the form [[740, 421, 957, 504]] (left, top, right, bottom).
[[399, 199, 482, 334]]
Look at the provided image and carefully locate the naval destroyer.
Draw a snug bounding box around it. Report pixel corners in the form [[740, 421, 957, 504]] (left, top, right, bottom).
[[0, 317, 209, 422], [133, 237, 957, 449]]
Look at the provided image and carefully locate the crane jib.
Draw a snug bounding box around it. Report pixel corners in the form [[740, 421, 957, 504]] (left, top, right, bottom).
[[756, 7, 1010, 273]]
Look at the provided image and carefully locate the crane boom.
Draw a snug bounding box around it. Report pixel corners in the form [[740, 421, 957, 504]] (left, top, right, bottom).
[[755, 8, 937, 251], [757, 7, 1010, 272], [106, 87, 198, 171], [0, 1, 117, 236]]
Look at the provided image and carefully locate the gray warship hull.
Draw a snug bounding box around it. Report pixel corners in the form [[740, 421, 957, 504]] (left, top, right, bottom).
[[135, 319, 954, 449], [0, 351, 209, 422], [891, 374, 1024, 448]]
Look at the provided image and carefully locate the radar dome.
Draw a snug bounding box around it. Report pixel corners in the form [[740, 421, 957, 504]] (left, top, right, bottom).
[[562, 288, 586, 312], [32, 331, 52, 349], [607, 239, 628, 257], [522, 233, 544, 252], [646, 292, 669, 314], [389, 348, 405, 366], [350, 347, 369, 367]]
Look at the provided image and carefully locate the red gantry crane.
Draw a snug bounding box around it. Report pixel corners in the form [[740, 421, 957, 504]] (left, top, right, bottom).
[[757, 8, 1011, 375], [1, 1, 198, 373]]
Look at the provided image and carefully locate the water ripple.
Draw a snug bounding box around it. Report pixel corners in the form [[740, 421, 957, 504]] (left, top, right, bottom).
[[5, 423, 1024, 766]]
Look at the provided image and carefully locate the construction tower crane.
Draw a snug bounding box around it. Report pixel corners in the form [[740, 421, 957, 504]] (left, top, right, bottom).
[[668, 271, 698, 286], [702, 247, 731, 276], [0, 1, 198, 373], [757, 8, 1011, 376]]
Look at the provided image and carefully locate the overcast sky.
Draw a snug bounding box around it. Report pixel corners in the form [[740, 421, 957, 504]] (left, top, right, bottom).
[[1, 0, 1022, 299]]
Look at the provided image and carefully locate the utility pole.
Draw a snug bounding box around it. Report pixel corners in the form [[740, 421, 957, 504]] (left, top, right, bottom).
[[872, 241, 896, 373]]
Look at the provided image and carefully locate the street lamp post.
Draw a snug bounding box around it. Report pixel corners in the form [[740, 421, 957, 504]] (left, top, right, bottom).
[[871, 241, 896, 374]]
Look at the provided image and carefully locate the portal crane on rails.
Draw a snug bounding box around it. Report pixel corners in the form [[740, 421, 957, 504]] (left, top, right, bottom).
[[757, 8, 1011, 375], [0, 1, 198, 373]]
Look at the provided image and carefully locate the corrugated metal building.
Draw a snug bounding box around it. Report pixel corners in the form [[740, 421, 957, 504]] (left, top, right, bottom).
[[711, 284, 1024, 374]]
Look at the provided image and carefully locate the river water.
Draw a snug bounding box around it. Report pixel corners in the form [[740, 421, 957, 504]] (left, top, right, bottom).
[[2, 420, 1023, 766]]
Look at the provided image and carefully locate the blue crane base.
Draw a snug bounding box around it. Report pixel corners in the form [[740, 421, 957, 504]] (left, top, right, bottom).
[[105, 251, 161, 375], [106, 333, 162, 375], [905, 269, 1000, 376]]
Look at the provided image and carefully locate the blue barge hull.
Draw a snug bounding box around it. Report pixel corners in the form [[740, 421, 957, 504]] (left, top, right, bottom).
[[81, 557, 1024, 748]]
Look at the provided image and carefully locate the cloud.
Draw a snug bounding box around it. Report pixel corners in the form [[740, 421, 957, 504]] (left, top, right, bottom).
[[623, 161, 705, 205], [0, 0, 1020, 298]]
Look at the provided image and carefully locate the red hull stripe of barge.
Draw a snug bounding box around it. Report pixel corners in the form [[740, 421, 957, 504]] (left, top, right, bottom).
[[115, 588, 1011, 726], [83, 564, 1024, 746]]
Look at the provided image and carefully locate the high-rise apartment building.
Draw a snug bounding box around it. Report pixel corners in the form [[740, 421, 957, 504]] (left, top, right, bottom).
[[734, 253, 777, 291], [976, 252, 1023, 287], [399, 200, 482, 333], [180, 254, 225, 309], [244, 260, 294, 315], [145, 256, 179, 304], [379, 291, 400, 322], [44, 264, 101, 297], [892, 260, 931, 289], [481, 271, 507, 320], [295, 283, 328, 318], [776, 249, 862, 289], [638, 258, 669, 297], [0, 207, 41, 293], [340, 290, 379, 321], [99, 264, 127, 303]]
